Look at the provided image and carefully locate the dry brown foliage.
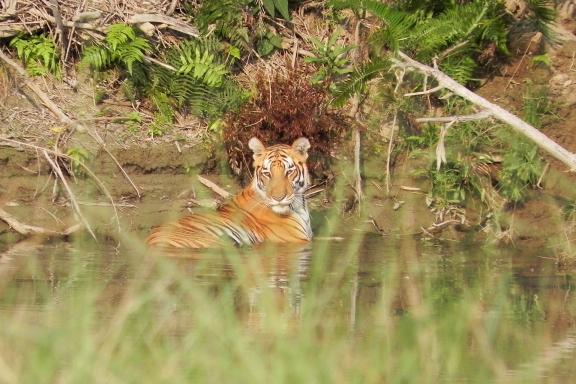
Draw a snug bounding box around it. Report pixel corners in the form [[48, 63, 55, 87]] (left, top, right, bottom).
[[224, 63, 348, 182]]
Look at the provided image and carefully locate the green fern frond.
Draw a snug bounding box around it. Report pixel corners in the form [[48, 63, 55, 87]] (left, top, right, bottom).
[[526, 0, 556, 40], [82, 24, 149, 75], [9, 34, 60, 76], [331, 59, 389, 106], [148, 38, 246, 119], [174, 40, 229, 87], [106, 24, 137, 51], [81, 45, 110, 70], [195, 0, 251, 50]]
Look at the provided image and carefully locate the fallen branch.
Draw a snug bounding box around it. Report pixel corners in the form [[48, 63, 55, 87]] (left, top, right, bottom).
[[421, 219, 462, 235], [197, 175, 231, 199], [393, 51, 576, 170], [404, 85, 443, 97], [0, 207, 81, 236], [28, 8, 104, 32], [127, 14, 199, 38]]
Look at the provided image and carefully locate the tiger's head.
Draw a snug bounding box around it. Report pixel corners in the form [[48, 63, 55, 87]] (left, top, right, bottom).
[[248, 137, 311, 215]]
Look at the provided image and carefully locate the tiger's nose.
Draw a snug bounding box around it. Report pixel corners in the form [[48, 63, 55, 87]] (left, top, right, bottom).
[[271, 193, 287, 202]]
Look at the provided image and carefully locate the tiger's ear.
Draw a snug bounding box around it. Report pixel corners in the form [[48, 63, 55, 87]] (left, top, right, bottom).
[[292, 137, 310, 158], [248, 137, 266, 159]]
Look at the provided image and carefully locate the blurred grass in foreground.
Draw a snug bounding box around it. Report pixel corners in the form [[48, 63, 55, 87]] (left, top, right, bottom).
[[0, 203, 575, 384]]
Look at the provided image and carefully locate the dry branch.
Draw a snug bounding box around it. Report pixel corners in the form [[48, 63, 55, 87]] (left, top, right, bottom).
[[197, 175, 231, 199], [42, 150, 97, 240], [127, 14, 199, 37], [394, 51, 576, 170], [0, 207, 81, 236], [415, 111, 492, 124], [49, 0, 68, 56], [27, 8, 104, 33]]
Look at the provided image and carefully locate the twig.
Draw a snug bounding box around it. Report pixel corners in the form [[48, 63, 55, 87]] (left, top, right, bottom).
[[143, 55, 177, 71], [77, 202, 135, 208], [64, 0, 87, 63], [436, 120, 455, 170], [88, 130, 141, 198], [506, 33, 541, 89], [350, 16, 364, 203], [392, 51, 576, 171], [28, 8, 104, 32], [0, 207, 81, 236], [437, 40, 470, 61], [42, 150, 96, 240], [404, 85, 443, 97], [400, 186, 423, 192], [385, 112, 397, 195], [49, 0, 68, 58], [537, 162, 550, 189], [197, 175, 231, 199], [421, 219, 461, 235], [185, 198, 219, 210], [353, 128, 362, 202], [166, 0, 179, 15], [415, 111, 491, 123]]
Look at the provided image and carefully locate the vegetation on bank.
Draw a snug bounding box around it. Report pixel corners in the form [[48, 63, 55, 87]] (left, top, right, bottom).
[[0, 0, 572, 241], [2, 2, 576, 382]]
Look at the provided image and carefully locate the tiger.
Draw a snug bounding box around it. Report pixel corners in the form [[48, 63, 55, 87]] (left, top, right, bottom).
[[146, 137, 313, 248]]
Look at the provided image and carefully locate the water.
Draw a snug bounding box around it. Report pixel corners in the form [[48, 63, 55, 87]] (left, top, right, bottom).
[[0, 232, 575, 383]]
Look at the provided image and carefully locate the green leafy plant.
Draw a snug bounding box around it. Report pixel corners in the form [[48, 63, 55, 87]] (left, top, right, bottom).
[[329, 0, 511, 99], [403, 124, 439, 151], [496, 85, 548, 203], [66, 147, 91, 178], [526, 0, 556, 40], [81, 24, 150, 75], [148, 92, 174, 137], [429, 164, 470, 206], [521, 85, 555, 129], [498, 136, 542, 203], [195, 0, 251, 51], [9, 34, 60, 77], [256, 30, 284, 57], [124, 111, 142, 134], [175, 42, 229, 87], [531, 53, 551, 68], [262, 0, 291, 20], [305, 32, 354, 87], [151, 38, 247, 120]]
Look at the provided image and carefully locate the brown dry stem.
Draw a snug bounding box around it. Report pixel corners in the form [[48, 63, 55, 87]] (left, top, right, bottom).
[[0, 207, 81, 236]]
